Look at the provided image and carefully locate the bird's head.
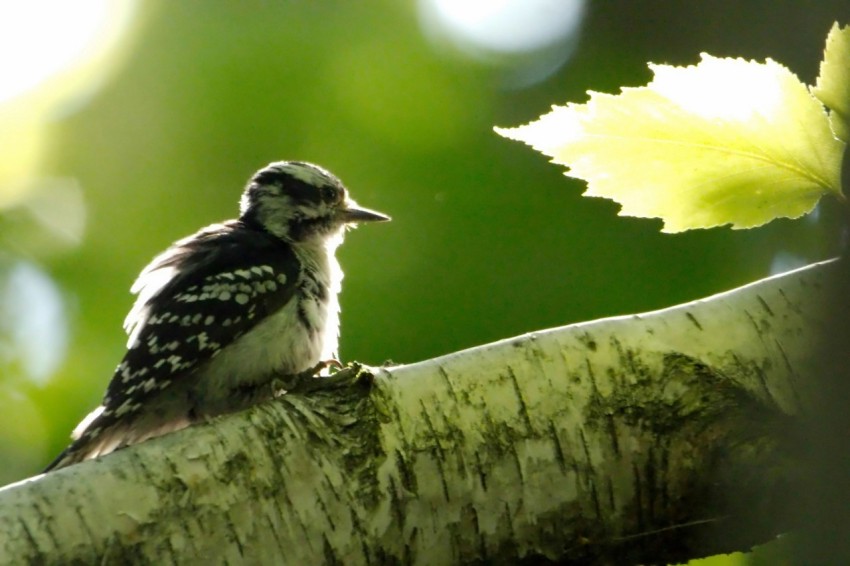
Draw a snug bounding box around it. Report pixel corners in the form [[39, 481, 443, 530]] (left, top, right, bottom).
[[239, 161, 389, 244]]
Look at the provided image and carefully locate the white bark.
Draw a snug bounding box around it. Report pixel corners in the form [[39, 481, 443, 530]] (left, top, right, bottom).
[[0, 259, 836, 564]]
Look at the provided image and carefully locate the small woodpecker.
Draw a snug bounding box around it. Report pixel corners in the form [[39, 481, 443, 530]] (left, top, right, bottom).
[[45, 161, 389, 471]]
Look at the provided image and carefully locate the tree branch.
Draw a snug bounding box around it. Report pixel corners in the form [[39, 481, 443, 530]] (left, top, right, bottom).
[[0, 260, 836, 564]]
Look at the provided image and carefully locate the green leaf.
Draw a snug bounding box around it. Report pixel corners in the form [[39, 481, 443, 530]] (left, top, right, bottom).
[[496, 54, 845, 233], [813, 23, 850, 142]]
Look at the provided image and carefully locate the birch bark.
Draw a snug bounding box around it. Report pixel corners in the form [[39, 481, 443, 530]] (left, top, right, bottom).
[[0, 260, 837, 564]]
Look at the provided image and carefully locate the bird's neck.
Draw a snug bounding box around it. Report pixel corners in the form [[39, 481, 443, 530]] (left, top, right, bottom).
[[292, 229, 344, 363], [293, 229, 345, 291]]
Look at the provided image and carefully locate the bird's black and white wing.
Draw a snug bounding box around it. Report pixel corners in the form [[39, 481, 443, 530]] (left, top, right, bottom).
[[46, 221, 302, 469]]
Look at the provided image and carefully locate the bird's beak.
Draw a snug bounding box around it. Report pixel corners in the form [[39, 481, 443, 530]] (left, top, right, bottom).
[[340, 204, 391, 224]]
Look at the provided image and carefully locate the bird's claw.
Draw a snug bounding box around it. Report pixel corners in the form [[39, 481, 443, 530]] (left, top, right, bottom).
[[271, 359, 345, 395], [311, 359, 343, 375], [274, 361, 373, 395]]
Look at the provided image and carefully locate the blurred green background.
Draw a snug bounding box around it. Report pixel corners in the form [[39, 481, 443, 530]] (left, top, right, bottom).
[[0, 1, 845, 559]]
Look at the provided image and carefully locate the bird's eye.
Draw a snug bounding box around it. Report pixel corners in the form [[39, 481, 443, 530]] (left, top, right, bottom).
[[321, 185, 343, 204]]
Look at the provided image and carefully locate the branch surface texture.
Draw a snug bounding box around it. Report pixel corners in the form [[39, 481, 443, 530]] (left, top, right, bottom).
[[0, 260, 835, 564]]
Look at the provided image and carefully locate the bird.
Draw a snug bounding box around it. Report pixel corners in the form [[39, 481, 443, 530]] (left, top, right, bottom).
[[44, 161, 389, 471]]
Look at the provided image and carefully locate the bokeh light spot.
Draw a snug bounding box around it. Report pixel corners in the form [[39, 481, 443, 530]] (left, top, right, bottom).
[[0, 0, 139, 205], [0, 0, 136, 103], [423, 0, 584, 54], [418, 0, 585, 86], [0, 260, 68, 385]]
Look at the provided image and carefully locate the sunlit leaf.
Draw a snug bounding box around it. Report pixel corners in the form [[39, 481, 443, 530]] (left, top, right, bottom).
[[813, 23, 850, 142], [496, 54, 845, 232]]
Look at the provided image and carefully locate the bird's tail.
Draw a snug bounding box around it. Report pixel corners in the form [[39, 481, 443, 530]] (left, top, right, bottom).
[[43, 406, 193, 472]]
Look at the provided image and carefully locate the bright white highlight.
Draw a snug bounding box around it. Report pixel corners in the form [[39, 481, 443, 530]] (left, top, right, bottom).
[[650, 56, 786, 122], [0, 0, 137, 104], [419, 0, 584, 55]]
